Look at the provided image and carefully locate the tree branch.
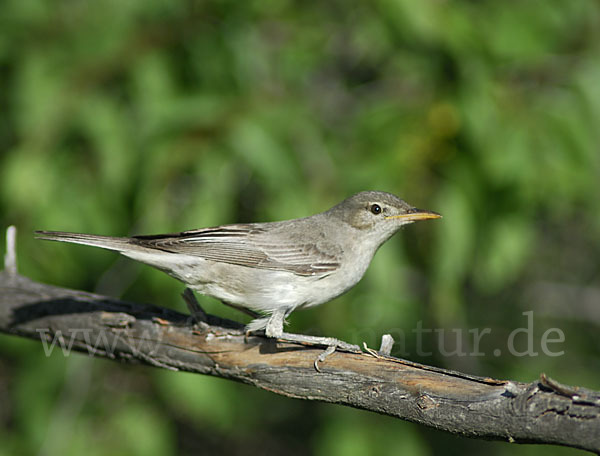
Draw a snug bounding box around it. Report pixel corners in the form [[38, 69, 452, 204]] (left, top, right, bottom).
[[1, 227, 599, 452]]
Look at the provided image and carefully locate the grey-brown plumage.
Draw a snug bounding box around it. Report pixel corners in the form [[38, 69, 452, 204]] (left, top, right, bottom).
[[36, 191, 441, 344]]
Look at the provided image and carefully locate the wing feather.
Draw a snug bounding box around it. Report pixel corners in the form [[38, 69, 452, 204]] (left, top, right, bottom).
[[132, 224, 341, 276]]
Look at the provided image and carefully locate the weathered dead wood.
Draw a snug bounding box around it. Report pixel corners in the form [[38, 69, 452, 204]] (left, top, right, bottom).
[[1, 227, 599, 453]]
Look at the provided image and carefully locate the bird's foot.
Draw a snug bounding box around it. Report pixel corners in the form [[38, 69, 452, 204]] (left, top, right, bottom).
[[259, 310, 362, 371], [277, 332, 362, 372]]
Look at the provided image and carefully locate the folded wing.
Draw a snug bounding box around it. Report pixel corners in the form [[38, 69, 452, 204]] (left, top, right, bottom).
[[132, 224, 341, 277]]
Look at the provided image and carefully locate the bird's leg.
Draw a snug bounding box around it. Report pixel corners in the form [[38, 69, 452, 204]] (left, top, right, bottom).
[[263, 309, 362, 370], [181, 288, 209, 329], [264, 308, 286, 338]]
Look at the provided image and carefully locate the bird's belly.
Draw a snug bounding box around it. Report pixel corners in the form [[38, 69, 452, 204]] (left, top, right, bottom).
[[191, 263, 363, 313], [198, 273, 316, 311]]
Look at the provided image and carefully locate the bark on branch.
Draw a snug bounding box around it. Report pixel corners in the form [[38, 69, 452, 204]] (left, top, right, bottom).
[[1, 227, 599, 452]]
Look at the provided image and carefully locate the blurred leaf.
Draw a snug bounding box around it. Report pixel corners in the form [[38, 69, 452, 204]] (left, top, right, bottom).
[[2, 0, 600, 454]]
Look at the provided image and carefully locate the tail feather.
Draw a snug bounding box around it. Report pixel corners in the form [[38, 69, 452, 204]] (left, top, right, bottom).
[[34, 230, 133, 252]]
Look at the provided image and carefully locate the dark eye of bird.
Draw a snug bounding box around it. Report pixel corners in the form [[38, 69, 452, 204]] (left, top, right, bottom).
[[370, 204, 382, 215]]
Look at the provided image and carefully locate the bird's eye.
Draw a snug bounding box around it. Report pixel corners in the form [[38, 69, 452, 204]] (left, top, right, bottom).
[[370, 204, 382, 215]]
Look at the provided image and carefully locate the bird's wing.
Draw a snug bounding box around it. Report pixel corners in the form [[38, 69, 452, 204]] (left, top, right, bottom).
[[132, 224, 341, 277]]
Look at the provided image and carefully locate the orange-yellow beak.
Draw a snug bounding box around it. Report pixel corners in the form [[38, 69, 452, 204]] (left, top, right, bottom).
[[385, 209, 442, 222]]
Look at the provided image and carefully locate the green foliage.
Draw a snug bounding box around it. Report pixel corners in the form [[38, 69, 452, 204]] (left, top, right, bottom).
[[1, 0, 599, 454]]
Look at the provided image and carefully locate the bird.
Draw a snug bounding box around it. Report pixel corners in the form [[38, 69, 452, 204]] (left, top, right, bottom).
[[36, 191, 441, 358]]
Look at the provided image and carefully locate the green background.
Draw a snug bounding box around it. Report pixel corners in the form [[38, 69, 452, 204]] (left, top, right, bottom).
[[1, 0, 599, 454]]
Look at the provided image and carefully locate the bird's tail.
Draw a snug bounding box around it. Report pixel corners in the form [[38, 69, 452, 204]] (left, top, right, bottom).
[[35, 230, 134, 252]]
